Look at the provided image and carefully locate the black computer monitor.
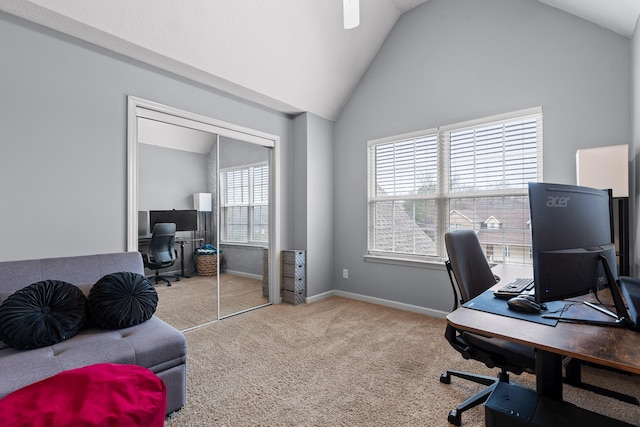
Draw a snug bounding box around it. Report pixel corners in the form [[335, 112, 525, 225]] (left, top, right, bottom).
[[528, 182, 617, 303], [149, 210, 198, 232]]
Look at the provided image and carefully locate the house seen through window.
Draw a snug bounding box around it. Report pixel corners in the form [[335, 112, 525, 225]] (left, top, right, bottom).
[[367, 107, 542, 264]]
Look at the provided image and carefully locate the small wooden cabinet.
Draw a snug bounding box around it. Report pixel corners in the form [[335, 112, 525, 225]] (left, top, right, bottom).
[[281, 250, 306, 306]]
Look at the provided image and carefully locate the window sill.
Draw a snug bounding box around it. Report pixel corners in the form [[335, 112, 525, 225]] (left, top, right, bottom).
[[363, 254, 446, 270], [220, 242, 268, 249]]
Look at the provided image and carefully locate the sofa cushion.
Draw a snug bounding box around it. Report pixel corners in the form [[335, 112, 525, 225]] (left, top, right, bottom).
[[0, 317, 186, 400], [88, 272, 158, 329], [0, 280, 88, 350]]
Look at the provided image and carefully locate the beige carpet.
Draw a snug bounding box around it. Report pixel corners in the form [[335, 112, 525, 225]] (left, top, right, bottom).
[[165, 296, 640, 426], [154, 274, 269, 331]]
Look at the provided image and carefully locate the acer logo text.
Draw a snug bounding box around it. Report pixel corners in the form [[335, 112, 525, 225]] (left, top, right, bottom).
[[546, 196, 570, 207]]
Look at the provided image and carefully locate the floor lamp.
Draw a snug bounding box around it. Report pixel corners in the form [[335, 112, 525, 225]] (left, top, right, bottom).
[[193, 193, 213, 245], [576, 144, 629, 275]]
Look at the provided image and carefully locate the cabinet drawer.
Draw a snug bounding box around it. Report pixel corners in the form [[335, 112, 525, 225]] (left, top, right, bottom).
[[282, 250, 305, 264], [282, 276, 305, 292], [282, 289, 305, 306], [282, 262, 305, 278]]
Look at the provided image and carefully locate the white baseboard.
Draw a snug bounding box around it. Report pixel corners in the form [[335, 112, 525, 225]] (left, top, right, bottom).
[[305, 290, 336, 304], [225, 270, 263, 281], [306, 289, 449, 319]]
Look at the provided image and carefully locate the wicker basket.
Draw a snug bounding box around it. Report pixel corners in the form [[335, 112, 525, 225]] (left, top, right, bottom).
[[196, 254, 218, 276]]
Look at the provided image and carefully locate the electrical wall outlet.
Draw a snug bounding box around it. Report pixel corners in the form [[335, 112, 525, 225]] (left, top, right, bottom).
[[343, 268, 349, 279]]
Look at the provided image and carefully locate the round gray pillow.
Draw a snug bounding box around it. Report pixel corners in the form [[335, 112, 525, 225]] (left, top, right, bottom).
[[0, 280, 88, 350], [88, 272, 158, 329]]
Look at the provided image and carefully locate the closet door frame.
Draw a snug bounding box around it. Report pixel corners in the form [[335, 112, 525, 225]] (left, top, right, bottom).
[[126, 96, 281, 308]]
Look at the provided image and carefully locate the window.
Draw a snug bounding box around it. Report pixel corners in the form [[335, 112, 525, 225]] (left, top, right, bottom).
[[486, 244, 494, 260], [221, 163, 269, 243], [367, 107, 542, 264], [504, 244, 511, 258]]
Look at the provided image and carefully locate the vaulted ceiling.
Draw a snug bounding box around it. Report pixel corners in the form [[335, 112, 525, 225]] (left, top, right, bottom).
[[1, 0, 639, 120]]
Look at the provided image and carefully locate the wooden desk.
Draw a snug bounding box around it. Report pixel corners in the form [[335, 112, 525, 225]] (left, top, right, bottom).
[[447, 290, 640, 400]]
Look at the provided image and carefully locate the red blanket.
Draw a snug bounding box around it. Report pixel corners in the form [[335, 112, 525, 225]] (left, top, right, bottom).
[[0, 363, 166, 427]]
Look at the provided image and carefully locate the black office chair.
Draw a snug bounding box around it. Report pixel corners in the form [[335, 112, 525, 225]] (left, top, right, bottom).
[[441, 229, 535, 426], [143, 223, 179, 286]]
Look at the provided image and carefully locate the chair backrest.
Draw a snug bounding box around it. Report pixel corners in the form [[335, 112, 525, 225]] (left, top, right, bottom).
[[445, 229, 497, 304], [148, 223, 177, 266]]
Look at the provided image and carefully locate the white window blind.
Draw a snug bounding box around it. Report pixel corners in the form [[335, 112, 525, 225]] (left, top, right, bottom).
[[445, 116, 541, 195], [367, 107, 542, 263], [222, 163, 269, 243], [369, 133, 439, 257]]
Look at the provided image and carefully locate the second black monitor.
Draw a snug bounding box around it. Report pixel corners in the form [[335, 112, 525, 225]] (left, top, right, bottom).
[[149, 209, 198, 232]]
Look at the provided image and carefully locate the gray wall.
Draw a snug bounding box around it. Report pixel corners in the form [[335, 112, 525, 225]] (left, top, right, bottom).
[[0, 12, 293, 262], [292, 115, 308, 251], [219, 244, 265, 277], [139, 144, 209, 211], [333, 0, 633, 312], [291, 113, 335, 298], [307, 114, 334, 297]]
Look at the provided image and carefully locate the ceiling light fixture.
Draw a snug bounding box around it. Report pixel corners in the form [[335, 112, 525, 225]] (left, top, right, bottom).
[[343, 0, 360, 30]]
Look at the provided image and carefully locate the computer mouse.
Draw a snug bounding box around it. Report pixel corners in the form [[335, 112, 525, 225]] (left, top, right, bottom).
[[507, 295, 546, 313]]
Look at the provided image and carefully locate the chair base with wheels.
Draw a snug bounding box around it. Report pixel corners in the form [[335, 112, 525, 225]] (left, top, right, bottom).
[[147, 268, 180, 287], [440, 367, 510, 426], [441, 320, 533, 426]]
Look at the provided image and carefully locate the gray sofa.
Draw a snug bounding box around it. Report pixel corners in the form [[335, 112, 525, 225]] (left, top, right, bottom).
[[0, 252, 187, 415]]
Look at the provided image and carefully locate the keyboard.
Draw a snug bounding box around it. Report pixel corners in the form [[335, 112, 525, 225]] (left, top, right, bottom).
[[493, 278, 534, 299]]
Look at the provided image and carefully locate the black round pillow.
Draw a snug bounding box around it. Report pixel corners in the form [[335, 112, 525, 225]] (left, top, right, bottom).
[[0, 280, 88, 350], [88, 272, 158, 329]]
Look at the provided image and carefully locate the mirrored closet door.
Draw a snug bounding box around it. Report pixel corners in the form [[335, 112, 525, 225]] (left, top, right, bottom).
[[127, 97, 278, 331], [218, 137, 271, 317]]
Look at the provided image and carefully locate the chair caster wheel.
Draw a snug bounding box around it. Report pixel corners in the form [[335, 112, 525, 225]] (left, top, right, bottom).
[[448, 409, 461, 426], [440, 372, 451, 384]]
